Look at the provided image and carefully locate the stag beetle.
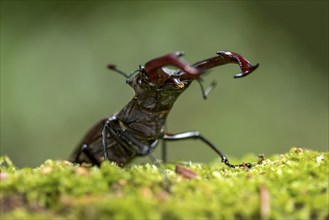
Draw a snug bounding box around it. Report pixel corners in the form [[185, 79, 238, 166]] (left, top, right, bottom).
[[69, 51, 259, 168]]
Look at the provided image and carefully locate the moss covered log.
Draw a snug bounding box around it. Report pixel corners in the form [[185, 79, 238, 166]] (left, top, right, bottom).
[[0, 148, 328, 219]]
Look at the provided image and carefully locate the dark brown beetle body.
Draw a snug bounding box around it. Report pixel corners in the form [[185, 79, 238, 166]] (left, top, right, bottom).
[[70, 51, 259, 168]]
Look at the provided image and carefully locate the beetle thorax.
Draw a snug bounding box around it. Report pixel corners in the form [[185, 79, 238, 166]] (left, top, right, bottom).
[[116, 73, 191, 138], [128, 72, 190, 113]]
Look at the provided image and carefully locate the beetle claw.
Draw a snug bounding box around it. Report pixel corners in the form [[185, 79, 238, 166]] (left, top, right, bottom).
[[216, 51, 259, 79], [142, 51, 258, 85], [234, 63, 260, 78]]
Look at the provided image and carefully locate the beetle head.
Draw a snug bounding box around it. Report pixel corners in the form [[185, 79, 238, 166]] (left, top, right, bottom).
[[108, 51, 259, 100], [142, 51, 198, 89]]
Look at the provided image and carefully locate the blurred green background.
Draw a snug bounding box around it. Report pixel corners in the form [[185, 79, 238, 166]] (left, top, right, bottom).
[[1, 1, 328, 168]]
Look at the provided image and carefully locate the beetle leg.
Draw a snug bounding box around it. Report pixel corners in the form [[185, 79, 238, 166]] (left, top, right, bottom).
[[104, 118, 158, 156], [117, 130, 158, 156], [102, 124, 110, 161], [162, 140, 168, 163], [71, 143, 101, 166], [148, 152, 171, 188], [161, 125, 168, 163], [162, 131, 252, 168], [81, 144, 101, 166], [196, 79, 217, 99]]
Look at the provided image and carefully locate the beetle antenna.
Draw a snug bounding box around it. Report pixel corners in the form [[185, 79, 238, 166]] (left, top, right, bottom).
[[107, 64, 141, 79], [107, 64, 130, 78], [196, 79, 217, 99]]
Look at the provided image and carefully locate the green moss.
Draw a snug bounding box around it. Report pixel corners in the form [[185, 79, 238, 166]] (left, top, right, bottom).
[[1, 148, 328, 219]]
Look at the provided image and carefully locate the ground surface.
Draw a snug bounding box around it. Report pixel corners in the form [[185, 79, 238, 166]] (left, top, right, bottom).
[[0, 148, 328, 219]]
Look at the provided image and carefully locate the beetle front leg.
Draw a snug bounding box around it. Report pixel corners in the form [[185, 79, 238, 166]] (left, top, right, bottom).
[[104, 117, 158, 156], [102, 125, 110, 161], [118, 130, 159, 156], [162, 131, 252, 168]]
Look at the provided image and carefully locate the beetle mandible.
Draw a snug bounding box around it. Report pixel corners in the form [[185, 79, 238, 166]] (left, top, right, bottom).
[[69, 51, 259, 168]]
